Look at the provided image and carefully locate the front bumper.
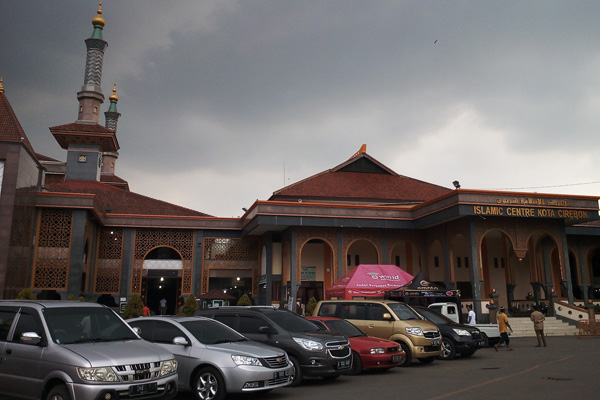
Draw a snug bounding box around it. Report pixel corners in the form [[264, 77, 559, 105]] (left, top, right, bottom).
[[359, 352, 404, 370], [300, 355, 352, 377], [69, 375, 178, 400], [221, 364, 295, 393]]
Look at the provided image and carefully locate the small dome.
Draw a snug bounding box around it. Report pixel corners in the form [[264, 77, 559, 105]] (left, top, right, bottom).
[[92, 1, 105, 27], [109, 82, 119, 102]]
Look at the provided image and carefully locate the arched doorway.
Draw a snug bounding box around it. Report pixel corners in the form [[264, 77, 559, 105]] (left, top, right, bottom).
[[346, 239, 378, 272], [590, 249, 600, 299], [141, 246, 183, 315], [389, 240, 421, 275], [297, 238, 334, 307]]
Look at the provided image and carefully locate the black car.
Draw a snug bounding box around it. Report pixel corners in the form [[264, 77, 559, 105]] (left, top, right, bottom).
[[195, 307, 352, 386], [412, 306, 483, 360]]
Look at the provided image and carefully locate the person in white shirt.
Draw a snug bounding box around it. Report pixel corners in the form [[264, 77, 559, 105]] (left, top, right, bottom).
[[467, 304, 476, 325]]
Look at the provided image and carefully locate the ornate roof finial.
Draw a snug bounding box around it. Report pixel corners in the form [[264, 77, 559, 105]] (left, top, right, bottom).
[[92, 1, 105, 28], [109, 82, 119, 102], [351, 144, 367, 158], [0, 77, 4, 93]]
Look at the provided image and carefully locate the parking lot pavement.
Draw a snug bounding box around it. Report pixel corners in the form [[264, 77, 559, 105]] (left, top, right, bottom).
[[175, 336, 600, 400]]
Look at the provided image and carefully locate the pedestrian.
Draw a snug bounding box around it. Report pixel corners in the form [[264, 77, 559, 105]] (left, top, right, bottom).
[[467, 304, 476, 325], [160, 298, 167, 315], [530, 305, 547, 347], [143, 303, 150, 317], [494, 306, 513, 351]]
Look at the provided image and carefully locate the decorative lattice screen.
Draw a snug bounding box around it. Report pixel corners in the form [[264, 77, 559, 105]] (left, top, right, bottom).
[[202, 237, 259, 294], [32, 209, 72, 290], [94, 228, 123, 293], [131, 229, 194, 294]]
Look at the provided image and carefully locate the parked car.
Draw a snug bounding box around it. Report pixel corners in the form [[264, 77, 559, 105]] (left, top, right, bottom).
[[0, 300, 178, 400], [313, 299, 442, 366], [306, 316, 405, 374], [195, 306, 352, 386], [428, 302, 499, 346], [127, 316, 293, 400], [412, 306, 484, 360]]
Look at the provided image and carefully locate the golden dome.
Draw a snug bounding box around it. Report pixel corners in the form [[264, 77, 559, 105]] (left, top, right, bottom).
[[92, 1, 105, 27], [109, 82, 119, 102]]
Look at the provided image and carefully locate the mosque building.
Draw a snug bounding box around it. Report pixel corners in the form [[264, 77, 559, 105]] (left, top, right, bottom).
[[1, 4, 600, 320]]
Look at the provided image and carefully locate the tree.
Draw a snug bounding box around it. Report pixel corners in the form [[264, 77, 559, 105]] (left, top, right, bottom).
[[123, 294, 144, 319], [66, 294, 77, 301], [237, 293, 252, 306], [179, 295, 199, 316], [16, 288, 36, 300]]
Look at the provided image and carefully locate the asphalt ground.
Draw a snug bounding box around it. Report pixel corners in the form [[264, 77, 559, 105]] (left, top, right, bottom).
[[176, 336, 600, 400]]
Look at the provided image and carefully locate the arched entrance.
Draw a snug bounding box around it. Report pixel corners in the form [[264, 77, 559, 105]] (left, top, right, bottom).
[[297, 238, 334, 307], [346, 239, 378, 272], [389, 240, 421, 275], [590, 249, 600, 299], [141, 246, 183, 315]]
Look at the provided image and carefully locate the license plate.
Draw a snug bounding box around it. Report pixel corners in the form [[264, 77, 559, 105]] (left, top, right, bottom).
[[432, 340, 440, 346], [478, 340, 485, 346], [337, 359, 351, 369], [392, 354, 402, 362], [129, 383, 157, 397], [274, 370, 290, 379]]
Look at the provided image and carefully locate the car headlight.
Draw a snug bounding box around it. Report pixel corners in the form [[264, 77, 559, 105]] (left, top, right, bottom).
[[453, 329, 472, 337], [232, 355, 262, 366], [77, 367, 119, 382], [370, 347, 386, 354], [160, 359, 178, 376], [405, 327, 423, 336], [293, 337, 323, 351]]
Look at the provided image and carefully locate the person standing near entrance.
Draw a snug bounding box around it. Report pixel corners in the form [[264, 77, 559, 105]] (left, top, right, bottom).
[[160, 298, 167, 315], [467, 304, 476, 325], [494, 306, 513, 351], [530, 305, 547, 347]]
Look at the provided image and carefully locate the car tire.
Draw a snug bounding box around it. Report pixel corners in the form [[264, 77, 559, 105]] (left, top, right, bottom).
[[418, 356, 435, 364], [440, 338, 456, 360], [46, 384, 71, 400], [347, 351, 363, 375], [399, 342, 412, 367], [481, 333, 489, 347], [288, 356, 303, 387], [193, 366, 226, 400]]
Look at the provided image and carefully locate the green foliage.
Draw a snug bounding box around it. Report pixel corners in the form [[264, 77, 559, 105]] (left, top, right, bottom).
[[123, 294, 144, 319], [16, 288, 36, 300], [78, 296, 86, 302], [66, 294, 77, 301], [305, 297, 318, 316], [179, 295, 199, 316], [237, 293, 252, 306]]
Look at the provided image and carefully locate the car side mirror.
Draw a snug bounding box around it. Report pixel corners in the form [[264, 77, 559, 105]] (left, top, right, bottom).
[[20, 332, 42, 345], [173, 336, 189, 346], [258, 326, 276, 334], [382, 313, 393, 321]]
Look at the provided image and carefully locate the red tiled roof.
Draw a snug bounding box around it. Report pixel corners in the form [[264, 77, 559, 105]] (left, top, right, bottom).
[[44, 179, 211, 217], [101, 174, 130, 191], [50, 122, 119, 152], [49, 122, 115, 134], [0, 92, 36, 155], [271, 152, 451, 204]]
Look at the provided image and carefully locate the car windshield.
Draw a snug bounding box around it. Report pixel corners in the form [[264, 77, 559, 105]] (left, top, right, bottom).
[[181, 319, 248, 345], [415, 308, 453, 325], [386, 303, 421, 320], [322, 319, 365, 338], [44, 307, 138, 345], [265, 311, 320, 332]]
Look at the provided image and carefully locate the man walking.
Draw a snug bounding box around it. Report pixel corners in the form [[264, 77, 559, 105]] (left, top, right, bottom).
[[467, 304, 476, 325], [530, 305, 547, 347], [494, 306, 513, 351]]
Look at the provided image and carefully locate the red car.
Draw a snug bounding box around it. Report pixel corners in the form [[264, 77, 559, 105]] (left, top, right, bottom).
[[307, 316, 405, 375]]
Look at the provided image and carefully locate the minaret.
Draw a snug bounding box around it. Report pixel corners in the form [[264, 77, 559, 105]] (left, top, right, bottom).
[[77, 1, 107, 123], [102, 82, 120, 175]]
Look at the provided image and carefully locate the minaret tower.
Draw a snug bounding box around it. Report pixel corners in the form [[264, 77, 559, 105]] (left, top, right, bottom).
[[50, 2, 119, 182], [77, 1, 107, 122], [102, 82, 121, 175]]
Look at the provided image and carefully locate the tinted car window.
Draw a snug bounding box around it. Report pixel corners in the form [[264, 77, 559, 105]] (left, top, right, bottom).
[[238, 316, 267, 334], [12, 311, 43, 343], [342, 303, 366, 319], [181, 320, 247, 344], [366, 304, 388, 321], [0, 310, 16, 341], [322, 320, 364, 338], [415, 308, 453, 325], [214, 315, 237, 330], [387, 303, 420, 320], [265, 311, 317, 332], [129, 320, 155, 341], [153, 321, 185, 343]]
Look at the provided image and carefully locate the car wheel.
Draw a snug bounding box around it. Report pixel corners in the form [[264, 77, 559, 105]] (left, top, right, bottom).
[[347, 351, 363, 375], [481, 333, 489, 347], [193, 367, 226, 400], [440, 338, 456, 360], [399, 342, 412, 367], [288, 356, 303, 387], [418, 356, 435, 364], [46, 384, 71, 400]]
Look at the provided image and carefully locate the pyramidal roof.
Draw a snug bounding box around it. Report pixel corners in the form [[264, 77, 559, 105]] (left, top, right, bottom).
[[0, 88, 36, 156], [270, 145, 451, 205]]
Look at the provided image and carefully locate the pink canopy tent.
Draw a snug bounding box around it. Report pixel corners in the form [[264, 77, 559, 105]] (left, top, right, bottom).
[[325, 265, 413, 300]]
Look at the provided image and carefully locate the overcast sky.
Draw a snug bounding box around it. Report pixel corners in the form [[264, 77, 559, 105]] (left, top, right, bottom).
[[2, 1, 600, 217]]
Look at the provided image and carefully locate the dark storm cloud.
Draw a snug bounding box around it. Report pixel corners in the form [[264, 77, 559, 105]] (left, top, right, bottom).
[[2, 1, 600, 216]]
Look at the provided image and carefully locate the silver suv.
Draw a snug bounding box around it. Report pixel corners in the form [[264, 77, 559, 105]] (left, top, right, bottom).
[[0, 300, 178, 400]]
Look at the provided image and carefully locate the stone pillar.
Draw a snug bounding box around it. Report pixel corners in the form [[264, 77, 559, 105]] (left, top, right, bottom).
[[506, 283, 516, 308], [468, 219, 483, 318]]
